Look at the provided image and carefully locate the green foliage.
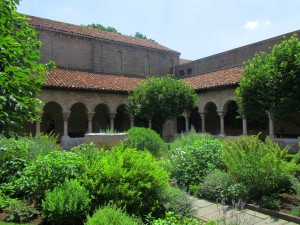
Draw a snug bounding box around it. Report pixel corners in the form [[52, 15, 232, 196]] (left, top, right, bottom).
[[0, 134, 60, 186], [260, 194, 281, 210], [82, 23, 121, 34], [0, 0, 54, 136], [42, 179, 91, 225], [236, 35, 300, 120], [160, 186, 193, 216], [290, 207, 300, 217], [126, 75, 198, 123], [199, 169, 234, 201], [2, 198, 39, 223], [79, 146, 169, 217], [226, 183, 249, 201], [134, 32, 156, 42], [169, 134, 224, 189], [11, 151, 85, 201], [222, 135, 298, 198], [124, 127, 166, 157], [151, 211, 200, 225], [85, 205, 141, 225]]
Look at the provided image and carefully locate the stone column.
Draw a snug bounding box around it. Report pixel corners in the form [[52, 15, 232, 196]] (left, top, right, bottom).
[[87, 112, 94, 133], [242, 118, 247, 136], [62, 111, 70, 137], [267, 112, 275, 139], [109, 113, 116, 131], [199, 112, 206, 133], [183, 111, 190, 133], [129, 115, 134, 128], [218, 111, 226, 136], [148, 119, 152, 129], [35, 121, 41, 135]]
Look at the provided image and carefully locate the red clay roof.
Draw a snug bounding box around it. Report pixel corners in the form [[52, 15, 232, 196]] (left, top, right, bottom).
[[182, 66, 243, 90], [179, 58, 191, 65], [26, 15, 178, 54], [44, 68, 144, 92]]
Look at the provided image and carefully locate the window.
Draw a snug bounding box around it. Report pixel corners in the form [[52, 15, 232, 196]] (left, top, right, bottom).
[[187, 68, 192, 75], [179, 70, 184, 76], [115, 51, 123, 72], [145, 56, 150, 74], [169, 59, 174, 74]]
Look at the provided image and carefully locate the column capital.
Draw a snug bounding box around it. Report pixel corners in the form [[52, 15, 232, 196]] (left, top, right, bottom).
[[109, 113, 116, 119], [217, 111, 227, 117], [182, 111, 190, 118], [87, 112, 94, 121], [199, 112, 207, 118], [266, 111, 273, 119], [62, 111, 70, 121]]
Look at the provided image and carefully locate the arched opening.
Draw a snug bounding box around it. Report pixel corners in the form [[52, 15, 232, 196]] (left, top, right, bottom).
[[169, 59, 174, 74], [189, 107, 201, 132], [116, 51, 123, 72], [177, 116, 186, 133], [115, 104, 130, 132], [204, 102, 219, 135], [92, 104, 110, 132], [224, 101, 243, 136], [41, 101, 63, 138], [134, 115, 148, 128], [145, 55, 150, 75], [68, 103, 87, 137], [275, 112, 300, 138]]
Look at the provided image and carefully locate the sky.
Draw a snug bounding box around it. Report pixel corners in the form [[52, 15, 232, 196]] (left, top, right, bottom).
[[17, 0, 300, 60]]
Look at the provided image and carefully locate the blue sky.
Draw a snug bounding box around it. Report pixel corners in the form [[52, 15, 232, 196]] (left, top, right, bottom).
[[17, 0, 300, 60]]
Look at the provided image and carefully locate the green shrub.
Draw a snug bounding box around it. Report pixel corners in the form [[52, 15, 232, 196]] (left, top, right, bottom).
[[11, 151, 85, 201], [260, 194, 281, 210], [169, 133, 223, 189], [290, 207, 300, 217], [123, 127, 166, 157], [42, 179, 91, 225], [222, 136, 298, 198], [160, 186, 193, 216], [226, 183, 249, 201], [79, 146, 169, 217], [85, 205, 141, 225], [2, 198, 39, 223], [151, 211, 200, 225], [199, 169, 234, 201]]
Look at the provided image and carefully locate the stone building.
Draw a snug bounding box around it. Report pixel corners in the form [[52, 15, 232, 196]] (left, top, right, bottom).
[[25, 15, 300, 150]]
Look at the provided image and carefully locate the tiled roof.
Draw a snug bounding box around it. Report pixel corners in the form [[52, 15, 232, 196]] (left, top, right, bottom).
[[179, 58, 191, 65], [182, 66, 243, 91], [44, 68, 144, 92], [26, 15, 179, 54]]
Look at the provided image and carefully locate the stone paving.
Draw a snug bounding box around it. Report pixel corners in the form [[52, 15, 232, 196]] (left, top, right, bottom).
[[191, 198, 299, 225]]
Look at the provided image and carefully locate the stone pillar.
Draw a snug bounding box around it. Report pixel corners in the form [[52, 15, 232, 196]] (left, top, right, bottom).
[[183, 111, 190, 132], [267, 112, 275, 139], [148, 119, 152, 129], [35, 121, 40, 135], [129, 115, 134, 128], [62, 111, 70, 137], [109, 113, 116, 131], [242, 118, 247, 136], [199, 112, 206, 133], [218, 111, 226, 136], [87, 112, 94, 133]]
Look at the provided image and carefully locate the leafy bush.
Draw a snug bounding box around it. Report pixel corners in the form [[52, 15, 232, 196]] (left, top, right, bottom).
[[123, 127, 166, 157], [2, 198, 39, 223], [0, 134, 60, 186], [151, 211, 200, 225], [199, 169, 234, 201], [160, 186, 193, 216], [42, 179, 91, 225], [85, 205, 141, 225], [260, 195, 281, 210], [226, 183, 249, 201], [11, 151, 85, 201], [79, 146, 169, 217], [169, 133, 223, 189], [222, 136, 298, 198]]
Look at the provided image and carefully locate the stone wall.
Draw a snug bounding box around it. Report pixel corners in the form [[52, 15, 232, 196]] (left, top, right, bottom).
[[37, 28, 179, 77]]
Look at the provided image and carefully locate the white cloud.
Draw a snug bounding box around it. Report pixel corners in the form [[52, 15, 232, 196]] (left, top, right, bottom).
[[243, 20, 271, 31], [66, 6, 72, 11]]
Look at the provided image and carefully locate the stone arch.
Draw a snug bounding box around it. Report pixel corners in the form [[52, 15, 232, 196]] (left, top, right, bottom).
[[204, 102, 219, 135], [223, 100, 243, 136], [41, 101, 64, 138], [68, 102, 88, 137], [189, 107, 201, 132], [115, 104, 130, 132], [92, 103, 110, 132]]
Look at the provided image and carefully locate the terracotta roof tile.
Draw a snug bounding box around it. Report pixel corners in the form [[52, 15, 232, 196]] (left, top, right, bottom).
[[26, 15, 179, 54], [182, 66, 243, 90], [44, 68, 144, 92], [179, 58, 191, 65]]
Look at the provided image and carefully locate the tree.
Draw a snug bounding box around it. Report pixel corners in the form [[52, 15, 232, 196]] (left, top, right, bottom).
[[236, 35, 300, 121], [0, 0, 53, 136], [126, 75, 198, 125], [81, 23, 121, 34], [134, 32, 156, 42]]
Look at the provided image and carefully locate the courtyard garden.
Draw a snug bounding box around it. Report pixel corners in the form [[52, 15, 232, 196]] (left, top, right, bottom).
[[0, 128, 299, 224]]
